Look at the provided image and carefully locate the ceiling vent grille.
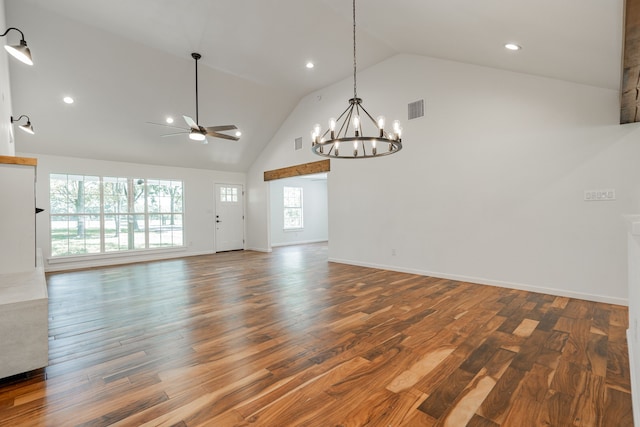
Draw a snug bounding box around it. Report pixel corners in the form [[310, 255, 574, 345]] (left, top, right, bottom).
[[408, 99, 424, 120], [294, 137, 303, 151]]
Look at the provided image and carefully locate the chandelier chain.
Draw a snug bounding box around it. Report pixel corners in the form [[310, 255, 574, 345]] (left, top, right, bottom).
[[353, 0, 357, 100]]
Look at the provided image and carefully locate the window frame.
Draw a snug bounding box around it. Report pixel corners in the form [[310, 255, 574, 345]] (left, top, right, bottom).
[[283, 186, 304, 231], [49, 174, 184, 258]]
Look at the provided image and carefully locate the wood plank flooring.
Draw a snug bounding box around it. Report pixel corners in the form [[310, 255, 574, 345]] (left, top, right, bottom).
[[0, 243, 633, 426]]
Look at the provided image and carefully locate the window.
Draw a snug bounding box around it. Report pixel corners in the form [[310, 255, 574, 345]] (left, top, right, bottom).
[[50, 174, 102, 256], [283, 186, 303, 230], [50, 174, 183, 257], [220, 186, 238, 202]]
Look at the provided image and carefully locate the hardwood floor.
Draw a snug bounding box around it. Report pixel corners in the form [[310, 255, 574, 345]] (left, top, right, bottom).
[[0, 243, 633, 426]]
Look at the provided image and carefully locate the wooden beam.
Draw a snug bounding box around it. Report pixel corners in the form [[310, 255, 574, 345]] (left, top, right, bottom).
[[621, 0, 640, 124], [0, 155, 37, 166], [263, 159, 330, 181]]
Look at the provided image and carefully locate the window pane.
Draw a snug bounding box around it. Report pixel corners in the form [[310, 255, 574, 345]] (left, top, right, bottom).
[[50, 215, 71, 257], [134, 179, 146, 213], [219, 186, 238, 203], [149, 214, 183, 248], [147, 180, 161, 213], [82, 177, 101, 214], [50, 174, 100, 214], [283, 187, 303, 229], [171, 182, 183, 213], [49, 175, 70, 214], [50, 215, 101, 256], [104, 214, 129, 251], [103, 177, 129, 213], [284, 187, 302, 208], [104, 214, 145, 251]]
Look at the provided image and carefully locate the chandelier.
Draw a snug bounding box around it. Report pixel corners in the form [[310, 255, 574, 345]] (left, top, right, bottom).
[[311, 0, 402, 159]]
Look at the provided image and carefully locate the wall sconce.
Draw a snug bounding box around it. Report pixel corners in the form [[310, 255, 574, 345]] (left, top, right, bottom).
[[1, 27, 33, 65], [11, 115, 34, 134]]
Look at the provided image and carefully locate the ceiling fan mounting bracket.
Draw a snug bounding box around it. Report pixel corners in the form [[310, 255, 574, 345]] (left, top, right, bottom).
[[191, 52, 201, 61]]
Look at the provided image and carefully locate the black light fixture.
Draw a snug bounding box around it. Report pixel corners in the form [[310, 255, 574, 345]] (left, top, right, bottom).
[[311, 0, 402, 159], [11, 115, 34, 135], [1, 27, 33, 65]]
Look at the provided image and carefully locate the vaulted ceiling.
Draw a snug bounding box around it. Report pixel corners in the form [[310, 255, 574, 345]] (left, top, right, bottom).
[[5, 0, 624, 171]]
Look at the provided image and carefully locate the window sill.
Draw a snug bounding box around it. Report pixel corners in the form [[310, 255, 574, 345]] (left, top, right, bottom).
[[48, 246, 187, 264], [283, 228, 304, 232]]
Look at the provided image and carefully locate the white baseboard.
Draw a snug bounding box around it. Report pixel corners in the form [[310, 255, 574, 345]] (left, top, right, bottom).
[[628, 329, 639, 427], [271, 239, 328, 248], [247, 246, 272, 253], [327, 257, 628, 306]]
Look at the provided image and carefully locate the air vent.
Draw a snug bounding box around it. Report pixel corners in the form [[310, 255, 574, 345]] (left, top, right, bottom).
[[294, 137, 303, 151], [408, 99, 424, 120]]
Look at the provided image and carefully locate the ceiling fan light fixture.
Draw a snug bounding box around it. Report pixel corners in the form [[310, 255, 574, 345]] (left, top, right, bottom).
[[189, 130, 206, 141], [1, 28, 33, 65]]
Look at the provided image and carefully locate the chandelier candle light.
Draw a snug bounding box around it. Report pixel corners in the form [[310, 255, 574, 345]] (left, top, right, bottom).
[[311, 0, 402, 159]]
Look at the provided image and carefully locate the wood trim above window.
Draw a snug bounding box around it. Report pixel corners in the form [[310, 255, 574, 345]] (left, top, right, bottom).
[[263, 160, 330, 182]]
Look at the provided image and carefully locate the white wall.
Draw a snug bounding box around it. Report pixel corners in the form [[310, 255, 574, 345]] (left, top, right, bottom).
[[248, 53, 640, 305], [0, 0, 15, 156], [627, 226, 640, 424], [269, 176, 328, 247], [0, 162, 35, 274], [19, 153, 245, 271]]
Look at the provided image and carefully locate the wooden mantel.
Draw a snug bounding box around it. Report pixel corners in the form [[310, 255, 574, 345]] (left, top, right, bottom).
[[0, 155, 37, 166]]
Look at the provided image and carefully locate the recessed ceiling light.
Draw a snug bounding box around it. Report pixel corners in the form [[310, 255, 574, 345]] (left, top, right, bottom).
[[63, 96, 74, 104], [235, 131, 242, 137], [306, 61, 314, 69], [166, 117, 174, 124], [504, 43, 521, 51]]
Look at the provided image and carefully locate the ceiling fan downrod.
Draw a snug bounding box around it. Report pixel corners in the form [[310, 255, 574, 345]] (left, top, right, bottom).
[[192, 52, 201, 125]]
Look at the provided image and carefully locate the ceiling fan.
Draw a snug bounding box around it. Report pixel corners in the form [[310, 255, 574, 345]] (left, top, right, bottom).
[[148, 52, 239, 143]]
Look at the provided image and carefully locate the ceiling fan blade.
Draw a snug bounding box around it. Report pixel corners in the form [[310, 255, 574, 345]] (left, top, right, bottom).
[[160, 131, 188, 137], [183, 115, 199, 130], [205, 125, 237, 132], [146, 122, 189, 131], [206, 131, 240, 141]]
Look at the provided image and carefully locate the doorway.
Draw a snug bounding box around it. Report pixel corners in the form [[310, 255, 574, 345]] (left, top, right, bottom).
[[269, 174, 328, 248], [214, 183, 245, 252]]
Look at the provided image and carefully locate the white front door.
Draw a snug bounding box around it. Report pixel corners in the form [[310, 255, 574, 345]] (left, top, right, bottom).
[[215, 184, 245, 252]]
